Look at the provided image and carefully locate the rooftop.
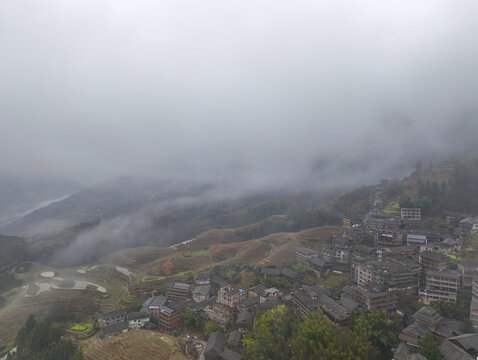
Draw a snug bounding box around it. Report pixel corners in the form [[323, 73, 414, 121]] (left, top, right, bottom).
[[99, 309, 126, 320], [296, 247, 317, 256]]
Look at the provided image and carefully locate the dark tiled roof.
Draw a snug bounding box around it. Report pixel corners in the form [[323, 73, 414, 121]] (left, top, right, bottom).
[[439, 340, 474, 360], [413, 306, 443, 326], [227, 330, 241, 347], [98, 321, 128, 337], [448, 333, 478, 352], [99, 309, 126, 320], [337, 297, 360, 312], [281, 268, 298, 279], [237, 297, 260, 309], [433, 319, 462, 338], [126, 312, 149, 321], [204, 331, 225, 359], [221, 349, 246, 360], [237, 311, 253, 326], [296, 247, 316, 256], [248, 284, 267, 295], [168, 282, 191, 291]]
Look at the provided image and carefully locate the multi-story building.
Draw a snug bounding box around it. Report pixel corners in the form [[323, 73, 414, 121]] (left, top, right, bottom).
[[207, 303, 233, 328], [322, 246, 349, 263], [98, 309, 127, 328], [365, 215, 401, 233], [341, 285, 398, 311], [407, 234, 427, 247], [259, 288, 282, 303], [401, 208, 421, 221], [352, 257, 420, 294], [156, 301, 186, 334], [165, 282, 192, 302], [457, 260, 478, 288], [291, 289, 321, 318], [419, 251, 451, 272], [217, 286, 247, 308], [126, 312, 150, 329], [419, 269, 461, 304]]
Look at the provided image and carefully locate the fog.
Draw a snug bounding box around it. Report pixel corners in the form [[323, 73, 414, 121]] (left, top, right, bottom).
[[1, 0, 478, 190]]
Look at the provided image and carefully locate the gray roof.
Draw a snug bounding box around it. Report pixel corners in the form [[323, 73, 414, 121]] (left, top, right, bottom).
[[249, 284, 267, 295], [433, 319, 462, 338], [168, 282, 191, 291], [337, 297, 360, 312], [126, 312, 149, 321], [400, 322, 430, 340], [237, 296, 260, 309], [193, 285, 215, 297], [447, 333, 478, 352], [308, 256, 329, 267], [147, 295, 168, 308], [98, 321, 128, 337], [420, 250, 451, 262], [303, 285, 331, 298], [237, 311, 253, 326], [292, 290, 320, 311], [425, 269, 461, 279], [204, 331, 225, 359], [221, 349, 246, 360], [194, 273, 211, 280], [227, 330, 241, 347], [281, 268, 298, 279], [318, 295, 349, 322], [439, 340, 474, 360], [413, 306, 443, 325], [99, 309, 126, 320]]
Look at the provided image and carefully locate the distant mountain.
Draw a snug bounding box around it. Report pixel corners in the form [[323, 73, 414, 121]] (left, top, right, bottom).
[[0, 174, 82, 227], [0, 176, 337, 265]]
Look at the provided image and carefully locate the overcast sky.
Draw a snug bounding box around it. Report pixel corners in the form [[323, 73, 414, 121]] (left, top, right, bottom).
[[1, 1, 478, 189]]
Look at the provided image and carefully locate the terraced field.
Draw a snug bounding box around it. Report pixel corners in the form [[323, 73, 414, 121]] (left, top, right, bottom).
[[83, 330, 192, 360]]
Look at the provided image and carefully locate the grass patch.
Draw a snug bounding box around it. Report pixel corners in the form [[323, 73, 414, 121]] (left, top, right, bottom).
[[69, 323, 94, 333], [181, 250, 209, 258], [122, 294, 137, 303], [447, 254, 457, 259], [142, 275, 166, 282]]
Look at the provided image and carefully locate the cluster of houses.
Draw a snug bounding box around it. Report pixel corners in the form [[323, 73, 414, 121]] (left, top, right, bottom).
[[95, 180, 478, 360]]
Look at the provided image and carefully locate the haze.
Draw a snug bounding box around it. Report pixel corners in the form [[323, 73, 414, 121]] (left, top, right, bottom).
[[1, 0, 478, 190]]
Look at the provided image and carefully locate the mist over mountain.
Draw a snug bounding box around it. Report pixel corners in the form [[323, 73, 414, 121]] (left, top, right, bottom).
[[0, 174, 81, 227], [1, 1, 478, 188], [1, 1, 478, 266]]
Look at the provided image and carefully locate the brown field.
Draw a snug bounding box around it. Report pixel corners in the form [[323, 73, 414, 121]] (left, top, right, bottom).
[[83, 330, 193, 360]]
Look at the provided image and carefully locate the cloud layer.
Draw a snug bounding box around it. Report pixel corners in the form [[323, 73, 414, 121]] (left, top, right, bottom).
[[1, 0, 478, 188]]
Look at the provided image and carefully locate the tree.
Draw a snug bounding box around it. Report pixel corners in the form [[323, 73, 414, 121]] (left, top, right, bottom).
[[182, 309, 203, 333], [352, 310, 399, 360], [204, 321, 220, 337], [418, 332, 442, 360], [292, 310, 351, 360], [243, 305, 298, 360], [460, 319, 476, 334]]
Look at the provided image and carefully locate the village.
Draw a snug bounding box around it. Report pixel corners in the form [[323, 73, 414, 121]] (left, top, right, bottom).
[[94, 180, 478, 360]]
